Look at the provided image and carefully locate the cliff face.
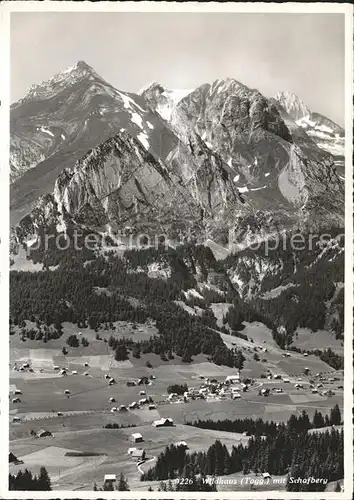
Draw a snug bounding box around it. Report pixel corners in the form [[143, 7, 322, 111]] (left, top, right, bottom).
[[10, 62, 179, 223], [11, 63, 344, 251]]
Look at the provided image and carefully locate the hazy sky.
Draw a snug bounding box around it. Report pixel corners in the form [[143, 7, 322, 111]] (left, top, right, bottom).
[[11, 12, 345, 125]]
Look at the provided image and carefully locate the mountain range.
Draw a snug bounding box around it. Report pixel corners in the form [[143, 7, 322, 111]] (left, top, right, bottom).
[[10, 61, 344, 252], [9, 60, 345, 389]]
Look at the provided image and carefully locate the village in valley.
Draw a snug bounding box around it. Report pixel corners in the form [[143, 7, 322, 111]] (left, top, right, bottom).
[[9, 319, 344, 492]]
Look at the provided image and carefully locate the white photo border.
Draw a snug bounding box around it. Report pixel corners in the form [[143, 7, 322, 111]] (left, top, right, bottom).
[[0, 2, 352, 499]]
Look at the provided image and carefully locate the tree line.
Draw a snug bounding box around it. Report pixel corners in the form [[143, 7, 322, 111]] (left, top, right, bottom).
[[142, 407, 343, 491]]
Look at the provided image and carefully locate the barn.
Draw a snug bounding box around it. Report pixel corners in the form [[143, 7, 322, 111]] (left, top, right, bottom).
[[104, 474, 116, 487], [130, 432, 144, 443], [225, 374, 240, 384], [131, 448, 146, 461], [175, 441, 188, 449], [37, 429, 52, 438], [152, 417, 174, 427]]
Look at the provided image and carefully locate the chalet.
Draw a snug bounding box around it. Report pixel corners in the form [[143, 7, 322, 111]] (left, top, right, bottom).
[[12, 397, 21, 403], [9, 452, 18, 463], [127, 447, 137, 455], [12, 416, 21, 422], [37, 429, 52, 438], [139, 390, 146, 396], [57, 412, 63, 416], [232, 392, 241, 399], [131, 448, 146, 460], [104, 474, 116, 487], [273, 374, 282, 380], [139, 398, 148, 405], [14, 389, 22, 395], [119, 405, 127, 412], [129, 401, 138, 409], [64, 389, 70, 394], [303, 352, 308, 357], [72, 370, 78, 375], [283, 378, 290, 383], [175, 441, 188, 449], [53, 366, 60, 370], [127, 381, 136, 387], [104, 374, 111, 380], [84, 362, 89, 367], [149, 404, 157, 410], [152, 417, 174, 427], [130, 432, 144, 443], [22, 363, 30, 368], [59, 369, 67, 376], [262, 472, 271, 479], [225, 374, 240, 384], [110, 407, 118, 412], [138, 377, 149, 385], [109, 397, 116, 402], [261, 388, 270, 396], [109, 378, 116, 386]]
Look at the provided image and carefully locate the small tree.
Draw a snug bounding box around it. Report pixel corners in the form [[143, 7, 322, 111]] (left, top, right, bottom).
[[81, 337, 89, 347], [115, 344, 128, 361], [330, 404, 341, 426], [66, 335, 79, 348], [62, 346, 68, 355], [37, 466, 52, 490], [117, 472, 129, 491], [181, 349, 192, 363]]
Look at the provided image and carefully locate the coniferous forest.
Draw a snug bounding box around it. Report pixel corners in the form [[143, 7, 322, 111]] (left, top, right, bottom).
[[141, 407, 343, 492], [10, 236, 344, 370]]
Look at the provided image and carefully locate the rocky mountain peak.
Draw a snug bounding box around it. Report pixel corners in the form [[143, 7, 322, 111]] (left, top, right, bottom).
[[274, 91, 311, 121], [15, 60, 103, 105]]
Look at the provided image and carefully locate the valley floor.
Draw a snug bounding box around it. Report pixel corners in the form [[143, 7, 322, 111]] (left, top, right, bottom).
[[9, 320, 344, 491]]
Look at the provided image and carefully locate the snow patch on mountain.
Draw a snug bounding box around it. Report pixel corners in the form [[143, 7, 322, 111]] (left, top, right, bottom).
[[131, 112, 144, 129], [137, 132, 150, 150], [117, 90, 145, 113]]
